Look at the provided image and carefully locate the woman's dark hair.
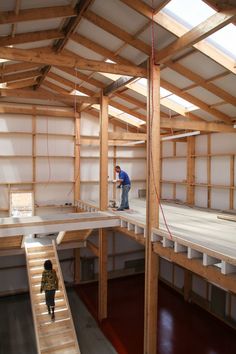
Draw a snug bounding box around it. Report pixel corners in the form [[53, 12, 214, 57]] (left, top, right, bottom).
[[44, 259, 52, 270]]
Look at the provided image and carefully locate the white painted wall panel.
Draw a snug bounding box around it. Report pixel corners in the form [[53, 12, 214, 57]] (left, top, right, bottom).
[[0, 114, 32, 132], [176, 142, 187, 156], [211, 157, 230, 185], [36, 158, 74, 181], [231, 294, 236, 321], [160, 258, 173, 283], [162, 184, 173, 199], [176, 185, 186, 202], [36, 116, 74, 135], [211, 189, 230, 210], [174, 266, 184, 289], [195, 158, 207, 183], [162, 159, 186, 181], [0, 158, 32, 182], [211, 133, 236, 154], [36, 136, 74, 156], [35, 184, 74, 205], [0, 135, 32, 155], [195, 135, 207, 154], [162, 141, 173, 157], [195, 187, 208, 208]]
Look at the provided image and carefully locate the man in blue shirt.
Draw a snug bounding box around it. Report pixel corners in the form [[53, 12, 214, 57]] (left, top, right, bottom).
[[113, 165, 131, 211]]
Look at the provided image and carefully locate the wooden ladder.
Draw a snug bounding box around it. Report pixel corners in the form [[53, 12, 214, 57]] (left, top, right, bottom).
[[25, 241, 80, 354]]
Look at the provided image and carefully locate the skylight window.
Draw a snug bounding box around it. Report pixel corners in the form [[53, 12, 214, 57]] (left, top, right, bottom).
[[208, 24, 236, 59], [163, 0, 215, 28]]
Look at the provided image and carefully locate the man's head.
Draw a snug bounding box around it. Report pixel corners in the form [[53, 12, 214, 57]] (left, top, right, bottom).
[[115, 165, 121, 173]]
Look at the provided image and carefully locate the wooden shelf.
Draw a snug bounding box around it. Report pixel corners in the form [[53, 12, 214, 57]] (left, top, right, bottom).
[[35, 205, 76, 208], [0, 131, 75, 138], [0, 181, 74, 185]]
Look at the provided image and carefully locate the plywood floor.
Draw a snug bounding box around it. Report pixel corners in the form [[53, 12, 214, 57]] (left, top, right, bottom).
[[85, 198, 236, 260]]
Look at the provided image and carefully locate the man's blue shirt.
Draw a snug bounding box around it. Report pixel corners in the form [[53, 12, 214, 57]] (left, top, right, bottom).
[[119, 170, 131, 185]]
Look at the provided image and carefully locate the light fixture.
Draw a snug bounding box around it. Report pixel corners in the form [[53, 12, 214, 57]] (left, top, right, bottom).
[[161, 131, 200, 141]]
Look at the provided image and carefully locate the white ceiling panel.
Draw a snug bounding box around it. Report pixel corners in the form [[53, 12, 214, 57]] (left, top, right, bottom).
[[214, 74, 236, 97], [125, 89, 147, 103], [66, 39, 104, 61], [216, 104, 236, 118], [187, 86, 223, 105], [51, 67, 83, 86], [139, 24, 177, 51], [0, 24, 12, 36], [77, 18, 124, 52], [179, 52, 226, 79], [92, 73, 112, 85], [21, 0, 71, 9], [110, 97, 137, 110], [45, 77, 72, 92], [118, 46, 148, 65], [91, 0, 147, 35], [192, 109, 217, 122], [14, 40, 54, 49], [17, 18, 61, 34], [161, 67, 193, 89]]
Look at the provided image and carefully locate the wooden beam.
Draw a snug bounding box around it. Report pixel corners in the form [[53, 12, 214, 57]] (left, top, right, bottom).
[[0, 102, 76, 117], [0, 30, 64, 47], [121, 0, 236, 73], [0, 62, 39, 75], [0, 88, 99, 104], [0, 47, 146, 77], [0, 70, 41, 84], [156, 9, 236, 64], [153, 243, 236, 294], [108, 132, 146, 140], [0, 5, 76, 24], [87, 240, 99, 257], [167, 61, 236, 106], [144, 59, 160, 354], [103, 76, 136, 96], [84, 10, 151, 55], [160, 118, 235, 132], [98, 228, 108, 321], [70, 33, 133, 65], [161, 79, 233, 124], [6, 78, 37, 89], [55, 0, 95, 52], [99, 93, 109, 211]]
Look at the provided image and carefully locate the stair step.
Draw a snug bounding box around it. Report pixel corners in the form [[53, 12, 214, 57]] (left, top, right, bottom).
[[39, 327, 72, 339], [28, 258, 57, 267], [36, 306, 67, 316], [29, 266, 58, 275], [40, 331, 75, 351], [34, 299, 66, 311], [32, 292, 63, 302], [37, 309, 70, 324], [27, 251, 55, 260], [26, 245, 53, 253], [38, 318, 71, 334], [41, 342, 78, 354]]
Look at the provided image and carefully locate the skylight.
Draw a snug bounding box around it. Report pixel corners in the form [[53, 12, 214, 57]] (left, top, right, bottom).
[[163, 0, 215, 28], [208, 24, 236, 59], [162, 0, 236, 60]]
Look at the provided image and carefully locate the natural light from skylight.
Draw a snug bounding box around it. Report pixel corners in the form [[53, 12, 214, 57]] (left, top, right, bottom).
[[162, 0, 236, 59]]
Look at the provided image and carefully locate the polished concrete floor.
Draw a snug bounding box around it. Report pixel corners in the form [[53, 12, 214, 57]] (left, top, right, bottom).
[[76, 274, 236, 354], [0, 289, 117, 354]]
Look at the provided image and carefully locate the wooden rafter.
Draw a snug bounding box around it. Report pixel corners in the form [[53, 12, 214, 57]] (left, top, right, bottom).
[[120, 0, 236, 73], [0, 30, 64, 47], [167, 61, 236, 106], [156, 9, 236, 64], [0, 47, 146, 77], [36, 0, 95, 89], [0, 5, 76, 25], [0, 70, 41, 84]]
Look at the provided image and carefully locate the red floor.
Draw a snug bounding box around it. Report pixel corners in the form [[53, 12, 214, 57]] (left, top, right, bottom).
[[76, 274, 236, 354]]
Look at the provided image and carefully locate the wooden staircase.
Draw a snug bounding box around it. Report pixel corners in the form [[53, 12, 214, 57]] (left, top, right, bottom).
[[25, 241, 80, 354]]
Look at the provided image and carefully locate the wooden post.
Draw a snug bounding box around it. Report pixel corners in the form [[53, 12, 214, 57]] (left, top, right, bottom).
[[187, 136, 195, 204], [144, 59, 160, 354], [74, 248, 80, 284], [229, 155, 234, 210], [74, 113, 81, 207], [32, 107, 36, 216], [99, 92, 109, 321], [207, 135, 211, 208]]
